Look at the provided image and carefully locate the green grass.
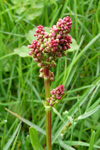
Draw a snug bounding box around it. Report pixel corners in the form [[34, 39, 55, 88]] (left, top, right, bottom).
[[0, 0, 100, 149]]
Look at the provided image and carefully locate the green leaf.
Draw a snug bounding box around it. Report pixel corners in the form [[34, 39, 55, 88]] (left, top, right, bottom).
[[11, 124, 21, 150], [3, 123, 21, 150], [73, 33, 100, 65], [5, 108, 45, 135], [26, 28, 37, 42], [52, 107, 64, 122], [78, 105, 100, 120], [31, 2, 44, 9], [0, 120, 7, 127], [59, 140, 75, 150], [19, 116, 45, 135], [67, 38, 79, 52], [29, 127, 43, 150], [26, 10, 42, 21], [89, 130, 95, 150], [11, 0, 29, 5], [16, 7, 26, 14], [64, 141, 100, 149], [0, 52, 16, 61], [14, 46, 29, 57]]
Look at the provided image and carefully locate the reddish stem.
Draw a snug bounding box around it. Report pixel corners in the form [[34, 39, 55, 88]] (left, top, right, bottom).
[[44, 67, 52, 150]]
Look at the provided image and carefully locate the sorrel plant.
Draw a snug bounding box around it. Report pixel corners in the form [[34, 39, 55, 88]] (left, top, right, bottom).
[[28, 16, 72, 150]]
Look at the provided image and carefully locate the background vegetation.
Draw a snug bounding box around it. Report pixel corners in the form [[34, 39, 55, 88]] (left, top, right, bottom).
[[0, 0, 100, 149]]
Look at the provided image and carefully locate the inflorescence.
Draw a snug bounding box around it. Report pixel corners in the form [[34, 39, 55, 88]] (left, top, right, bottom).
[[28, 16, 72, 106], [28, 16, 72, 69], [46, 85, 65, 107]]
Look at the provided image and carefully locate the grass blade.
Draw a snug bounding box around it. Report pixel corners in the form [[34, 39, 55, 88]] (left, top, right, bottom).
[[5, 108, 45, 135], [3, 123, 21, 150]]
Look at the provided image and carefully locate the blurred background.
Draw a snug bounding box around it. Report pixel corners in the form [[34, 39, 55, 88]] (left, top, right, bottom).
[[0, 0, 100, 149]]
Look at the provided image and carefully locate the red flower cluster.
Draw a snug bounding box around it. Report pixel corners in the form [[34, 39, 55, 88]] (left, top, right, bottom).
[[28, 16, 72, 68], [34, 25, 45, 42], [28, 40, 43, 63], [47, 85, 65, 106], [50, 16, 72, 52]]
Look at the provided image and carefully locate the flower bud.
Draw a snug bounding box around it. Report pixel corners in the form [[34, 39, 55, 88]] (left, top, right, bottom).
[[29, 51, 33, 55]]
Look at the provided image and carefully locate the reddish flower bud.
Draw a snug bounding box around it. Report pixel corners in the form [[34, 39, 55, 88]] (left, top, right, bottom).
[[29, 51, 33, 55], [47, 85, 65, 107], [37, 53, 41, 57]]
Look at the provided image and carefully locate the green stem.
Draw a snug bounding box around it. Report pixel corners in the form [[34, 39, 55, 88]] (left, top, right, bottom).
[[44, 67, 52, 150]]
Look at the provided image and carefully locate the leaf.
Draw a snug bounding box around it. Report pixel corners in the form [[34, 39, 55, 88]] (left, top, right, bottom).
[[73, 33, 100, 65], [89, 130, 95, 150], [5, 108, 46, 135], [14, 46, 29, 57], [64, 141, 100, 149], [16, 7, 26, 14], [0, 52, 16, 61], [27, 80, 42, 101], [26, 10, 42, 21], [67, 38, 79, 52], [0, 120, 7, 127], [52, 107, 64, 122], [11, 0, 29, 6], [78, 105, 100, 120], [11, 124, 21, 150], [26, 28, 37, 42], [29, 127, 43, 150], [31, 2, 44, 9], [59, 140, 75, 150], [3, 123, 21, 150]]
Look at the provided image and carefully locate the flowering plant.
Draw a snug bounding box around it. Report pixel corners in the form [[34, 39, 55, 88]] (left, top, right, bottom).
[[28, 16, 72, 150]]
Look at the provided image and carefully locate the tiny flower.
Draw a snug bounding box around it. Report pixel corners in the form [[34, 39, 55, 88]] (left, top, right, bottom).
[[29, 51, 33, 55], [47, 98, 50, 102], [49, 103, 53, 106], [28, 45, 33, 48], [40, 68, 44, 72], [37, 53, 41, 57]]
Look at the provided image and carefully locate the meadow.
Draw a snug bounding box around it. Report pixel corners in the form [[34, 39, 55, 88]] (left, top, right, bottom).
[[0, 0, 100, 149]]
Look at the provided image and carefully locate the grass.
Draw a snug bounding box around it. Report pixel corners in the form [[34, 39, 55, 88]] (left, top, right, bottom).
[[0, 0, 100, 149]]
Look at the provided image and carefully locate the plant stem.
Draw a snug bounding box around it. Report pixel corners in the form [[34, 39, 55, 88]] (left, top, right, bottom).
[[46, 108, 51, 150], [44, 67, 52, 150]]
